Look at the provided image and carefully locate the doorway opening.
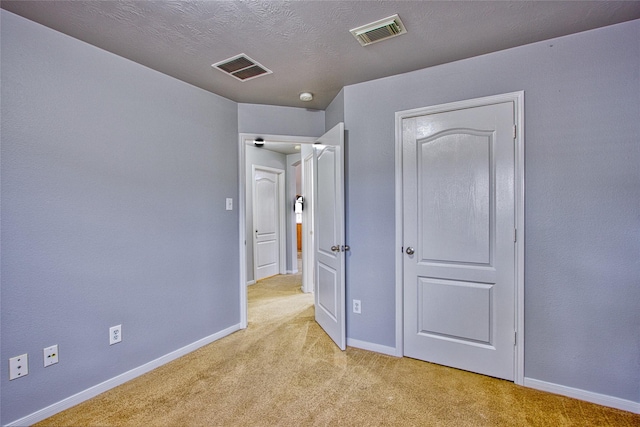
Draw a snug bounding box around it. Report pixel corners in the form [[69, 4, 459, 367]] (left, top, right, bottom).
[[238, 133, 317, 329]]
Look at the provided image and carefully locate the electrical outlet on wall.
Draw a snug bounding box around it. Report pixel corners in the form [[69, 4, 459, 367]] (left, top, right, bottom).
[[353, 299, 362, 314], [109, 325, 122, 345], [43, 345, 59, 367]]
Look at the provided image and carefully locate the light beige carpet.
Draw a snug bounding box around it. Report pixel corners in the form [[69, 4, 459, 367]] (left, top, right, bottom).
[[37, 272, 639, 426]]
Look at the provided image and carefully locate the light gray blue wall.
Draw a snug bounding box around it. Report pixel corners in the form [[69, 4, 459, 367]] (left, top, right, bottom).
[[238, 103, 325, 137], [244, 146, 288, 283], [325, 88, 345, 131], [1, 11, 239, 425], [343, 20, 639, 402]]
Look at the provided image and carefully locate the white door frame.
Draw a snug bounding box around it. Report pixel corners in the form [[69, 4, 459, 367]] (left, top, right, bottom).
[[252, 165, 286, 281], [394, 91, 525, 384], [238, 133, 317, 329], [301, 146, 315, 294]]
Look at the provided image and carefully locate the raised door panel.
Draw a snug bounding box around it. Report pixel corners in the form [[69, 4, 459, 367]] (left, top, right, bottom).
[[419, 131, 492, 266], [316, 148, 337, 256], [255, 174, 277, 237], [418, 278, 492, 344]]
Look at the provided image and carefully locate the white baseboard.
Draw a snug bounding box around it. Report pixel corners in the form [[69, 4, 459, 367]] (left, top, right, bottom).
[[7, 323, 242, 427], [285, 269, 299, 274], [346, 338, 400, 357], [246, 280, 256, 286], [524, 377, 640, 414]]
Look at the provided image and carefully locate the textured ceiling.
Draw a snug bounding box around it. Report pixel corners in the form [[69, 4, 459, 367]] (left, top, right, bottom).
[[3, 1, 640, 110]]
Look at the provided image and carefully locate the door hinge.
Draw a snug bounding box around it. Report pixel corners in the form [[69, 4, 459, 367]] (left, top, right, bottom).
[[513, 124, 517, 139], [514, 228, 517, 243], [514, 331, 517, 346]]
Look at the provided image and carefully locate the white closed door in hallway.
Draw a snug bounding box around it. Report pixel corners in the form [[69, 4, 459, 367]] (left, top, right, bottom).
[[253, 167, 282, 280], [402, 101, 516, 380]]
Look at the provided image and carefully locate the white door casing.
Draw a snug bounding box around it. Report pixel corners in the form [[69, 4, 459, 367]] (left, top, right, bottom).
[[252, 166, 285, 281], [301, 144, 315, 294], [396, 92, 525, 383], [314, 123, 346, 350]]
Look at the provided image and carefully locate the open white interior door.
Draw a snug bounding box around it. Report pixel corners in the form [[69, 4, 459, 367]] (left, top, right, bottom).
[[313, 122, 346, 350]]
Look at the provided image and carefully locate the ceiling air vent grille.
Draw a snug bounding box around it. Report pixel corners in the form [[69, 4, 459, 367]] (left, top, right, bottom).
[[350, 14, 407, 46], [212, 54, 272, 82]]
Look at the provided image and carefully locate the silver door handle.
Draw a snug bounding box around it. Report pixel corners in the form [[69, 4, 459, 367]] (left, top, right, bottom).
[[342, 245, 350, 252], [405, 247, 415, 255], [331, 245, 340, 252]]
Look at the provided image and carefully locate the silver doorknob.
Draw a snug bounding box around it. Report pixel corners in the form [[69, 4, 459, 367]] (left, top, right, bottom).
[[342, 245, 350, 252], [331, 245, 340, 252], [405, 247, 415, 255]]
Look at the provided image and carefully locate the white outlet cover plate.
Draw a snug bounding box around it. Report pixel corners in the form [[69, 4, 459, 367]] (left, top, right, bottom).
[[353, 299, 361, 314], [43, 345, 59, 367], [9, 353, 29, 380], [109, 325, 122, 345]]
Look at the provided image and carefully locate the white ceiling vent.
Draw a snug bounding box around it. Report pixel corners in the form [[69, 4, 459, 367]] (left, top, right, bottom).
[[350, 14, 407, 46], [212, 54, 272, 82]]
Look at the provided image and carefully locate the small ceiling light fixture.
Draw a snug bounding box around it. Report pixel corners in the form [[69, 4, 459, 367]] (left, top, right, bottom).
[[254, 137, 265, 147], [295, 145, 301, 150], [299, 92, 313, 102]]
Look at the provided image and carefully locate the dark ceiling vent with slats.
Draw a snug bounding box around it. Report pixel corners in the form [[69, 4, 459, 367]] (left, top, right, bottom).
[[212, 54, 272, 81], [350, 14, 407, 46]]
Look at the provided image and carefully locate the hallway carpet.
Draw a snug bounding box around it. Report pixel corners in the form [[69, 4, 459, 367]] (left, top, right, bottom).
[[37, 272, 639, 426]]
